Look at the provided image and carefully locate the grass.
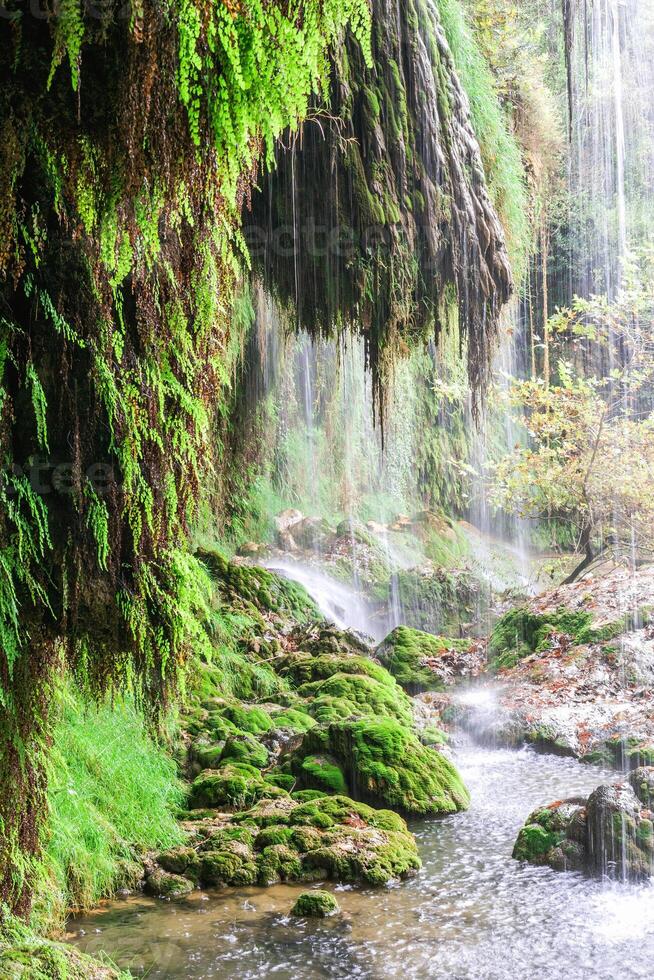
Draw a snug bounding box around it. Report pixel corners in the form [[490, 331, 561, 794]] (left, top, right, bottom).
[[34, 683, 185, 933]]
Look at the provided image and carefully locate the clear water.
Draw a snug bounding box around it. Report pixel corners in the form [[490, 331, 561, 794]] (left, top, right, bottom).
[[66, 742, 654, 979]]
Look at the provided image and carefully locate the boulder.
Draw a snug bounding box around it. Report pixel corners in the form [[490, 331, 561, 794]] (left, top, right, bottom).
[[513, 773, 654, 880], [291, 890, 340, 917]]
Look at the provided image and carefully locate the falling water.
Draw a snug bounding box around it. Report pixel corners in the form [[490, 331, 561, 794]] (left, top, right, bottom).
[[569, 0, 654, 297]]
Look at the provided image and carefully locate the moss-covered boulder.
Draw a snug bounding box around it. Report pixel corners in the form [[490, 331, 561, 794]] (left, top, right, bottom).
[[197, 551, 320, 623], [376, 626, 470, 693], [513, 776, 654, 879], [200, 841, 259, 887], [156, 846, 202, 880], [296, 754, 349, 795], [290, 890, 340, 917], [296, 719, 469, 815], [144, 868, 195, 899], [489, 606, 625, 672], [188, 763, 271, 810], [299, 672, 413, 726]]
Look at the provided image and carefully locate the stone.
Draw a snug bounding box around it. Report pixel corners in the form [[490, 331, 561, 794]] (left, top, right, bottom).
[[144, 868, 195, 899], [290, 890, 340, 917]]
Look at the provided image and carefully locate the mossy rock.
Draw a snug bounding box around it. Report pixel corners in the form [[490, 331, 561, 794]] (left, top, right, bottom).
[[264, 772, 297, 792], [258, 843, 304, 885], [220, 733, 269, 769], [201, 842, 258, 887], [0, 934, 123, 980], [297, 754, 349, 795], [630, 767, 654, 807], [189, 763, 269, 810], [296, 719, 469, 815], [156, 846, 202, 880], [290, 890, 340, 917], [513, 823, 564, 863], [214, 704, 274, 734], [270, 706, 317, 732], [196, 550, 319, 622], [291, 789, 328, 803], [376, 626, 468, 693], [145, 868, 195, 899], [299, 672, 413, 726], [226, 794, 421, 885], [488, 606, 627, 672], [277, 651, 389, 687], [254, 826, 295, 849]]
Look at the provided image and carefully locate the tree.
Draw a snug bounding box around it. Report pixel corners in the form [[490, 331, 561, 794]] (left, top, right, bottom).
[[491, 248, 654, 581]]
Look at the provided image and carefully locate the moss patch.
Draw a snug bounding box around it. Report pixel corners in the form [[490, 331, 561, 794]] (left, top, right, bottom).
[[297, 719, 469, 815], [291, 890, 340, 917], [376, 626, 469, 693]]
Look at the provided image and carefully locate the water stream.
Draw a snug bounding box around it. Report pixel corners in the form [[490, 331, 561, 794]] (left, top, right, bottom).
[[66, 741, 654, 979], [65, 563, 654, 978]]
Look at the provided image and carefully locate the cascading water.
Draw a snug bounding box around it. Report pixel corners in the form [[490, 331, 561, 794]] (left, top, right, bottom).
[[568, 0, 654, 297]]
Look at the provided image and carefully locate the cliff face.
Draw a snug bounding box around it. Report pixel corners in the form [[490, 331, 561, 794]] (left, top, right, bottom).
[[0, 0, 511, 914], [248, 0, 512, 410]]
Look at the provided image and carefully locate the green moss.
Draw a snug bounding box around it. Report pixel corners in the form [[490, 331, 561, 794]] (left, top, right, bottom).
[[299, 672, 413, 726], [258, 844, 304, 885], [488, 607, 626, 672], [214, 705, 273, 734], [271, 707, 317, 732], [512, 823, 562, 862], [156, 846, 202, 880], [291, 790, 328, 804], [298, 755, 349, 795], [201, 846, 258, 887], [198, 551, 320, 623], [189, 763, 270, 810], [291, 890, 340, 917], [297, 720, 469, 815], [254, 826, 295, 849], [376, 626, 468, 693], [0, 910, 126, 979], [220, 733, 269, 769], [278, 652, 390, 687], [264, 773, 297, 793], [145, 868, 195, 899]]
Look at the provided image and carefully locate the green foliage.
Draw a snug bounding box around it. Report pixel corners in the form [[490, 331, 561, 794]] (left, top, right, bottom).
[[438, 0, 530, 276], [492, 251, 654, 566], [0, 0, 373, 912], [34, 685, 183, 932]]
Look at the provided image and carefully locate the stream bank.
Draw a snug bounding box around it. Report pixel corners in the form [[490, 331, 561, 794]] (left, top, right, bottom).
[[66, 741, 654, 979], [61, 552, 654, 979]]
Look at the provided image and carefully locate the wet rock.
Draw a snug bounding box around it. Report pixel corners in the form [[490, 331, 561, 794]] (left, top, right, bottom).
[[513, 779, 654, 880], [238, 541, 264, 557], [275, 509, 304, 534], [291, 890, 340, 917], [291, 517, 336, 552], [630, 766, 654, 807], [376, 626, 480, 694], [144, 868, 195, 899]]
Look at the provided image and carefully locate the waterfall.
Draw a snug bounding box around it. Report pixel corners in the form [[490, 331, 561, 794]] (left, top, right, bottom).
[[569, 0, 654, 296]]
